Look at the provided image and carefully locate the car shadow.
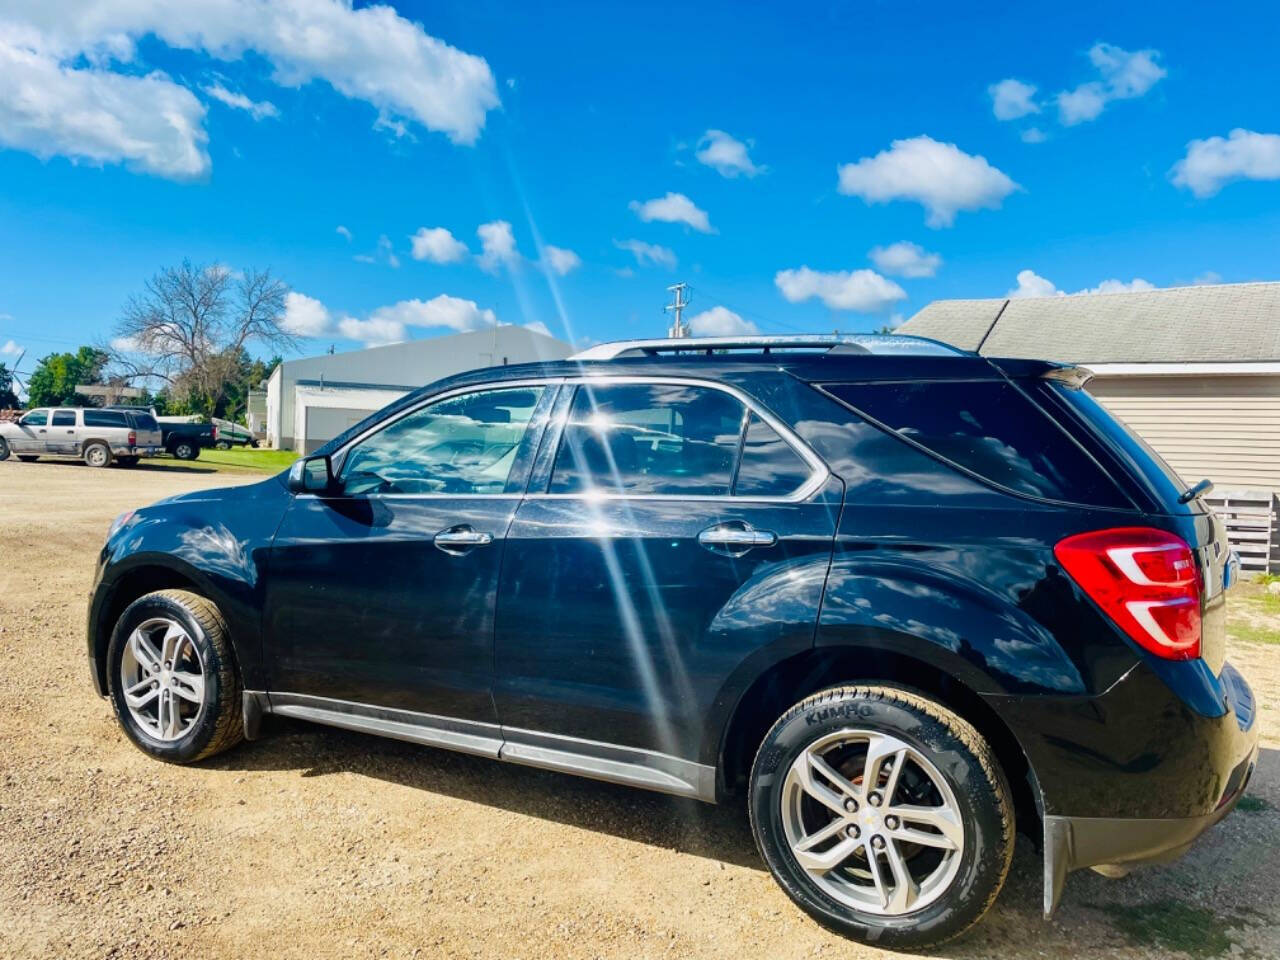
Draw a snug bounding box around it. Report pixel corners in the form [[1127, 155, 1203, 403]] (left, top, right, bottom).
[[4, 457, 218, 474], [212, 721, 1279, 952]]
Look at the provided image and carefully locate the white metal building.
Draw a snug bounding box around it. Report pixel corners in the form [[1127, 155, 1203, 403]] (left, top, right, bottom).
[[265, 325, 571, 453]]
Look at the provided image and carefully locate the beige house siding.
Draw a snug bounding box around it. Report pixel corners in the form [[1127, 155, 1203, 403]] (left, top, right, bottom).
[[1087, 375, 1280, 493]]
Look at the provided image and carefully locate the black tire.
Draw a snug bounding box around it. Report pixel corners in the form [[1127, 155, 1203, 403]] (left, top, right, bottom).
[[116, 456, 139, 468], [0, 437, 8, 461], [107, 589, 244, 763], [171, 440, 199, 461], [748, 685, 1014, 950], [214, 440, 231, 450], [83, 441, 112, 468], [17, 455, 38, 462]]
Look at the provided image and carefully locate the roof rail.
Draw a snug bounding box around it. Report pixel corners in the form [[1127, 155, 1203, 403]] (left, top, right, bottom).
[[568, 334, 966, 361]]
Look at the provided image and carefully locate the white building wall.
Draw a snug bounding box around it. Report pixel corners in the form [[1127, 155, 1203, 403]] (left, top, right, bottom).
[[269, 325, 570, 451]]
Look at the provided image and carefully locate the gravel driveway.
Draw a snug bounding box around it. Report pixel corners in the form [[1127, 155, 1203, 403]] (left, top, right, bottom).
[[2, 459, 1278, 959]]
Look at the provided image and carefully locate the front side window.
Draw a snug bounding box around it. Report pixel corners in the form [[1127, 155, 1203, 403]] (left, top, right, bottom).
[[51, 410, 77, 426], [549, 383, 747, 496], [339, 386, 545, 496], [19, 409, 48, 427]]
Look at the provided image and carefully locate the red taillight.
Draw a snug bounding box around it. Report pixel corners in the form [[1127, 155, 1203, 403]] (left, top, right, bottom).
[[1054, 527, 1202, 661], [212, 424, 218, 439], [127, 430, 136, 446]]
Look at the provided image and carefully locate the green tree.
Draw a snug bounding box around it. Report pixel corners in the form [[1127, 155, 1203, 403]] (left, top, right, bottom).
[[24, 347, 108, 407], [0, 363, 18, 408]]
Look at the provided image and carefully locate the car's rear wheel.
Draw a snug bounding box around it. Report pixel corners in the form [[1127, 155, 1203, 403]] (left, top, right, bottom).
[[106, 589, 244, 763], [749, 685, 1013, 950], [171, 440, 198, 460], [214, 439, 231, 450], [83, 441, 111, 468], [0, 437, 9, 461]]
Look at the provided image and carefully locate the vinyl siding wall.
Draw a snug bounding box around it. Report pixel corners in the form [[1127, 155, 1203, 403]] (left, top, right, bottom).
[[1087, 375, 1280, 493]]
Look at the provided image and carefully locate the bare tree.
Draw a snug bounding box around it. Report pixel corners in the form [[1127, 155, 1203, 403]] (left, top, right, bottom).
[[109, 260, 295, 414]]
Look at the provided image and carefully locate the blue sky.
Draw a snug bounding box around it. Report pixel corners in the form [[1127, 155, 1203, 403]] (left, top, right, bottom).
[[1, 0, 1279, 372]]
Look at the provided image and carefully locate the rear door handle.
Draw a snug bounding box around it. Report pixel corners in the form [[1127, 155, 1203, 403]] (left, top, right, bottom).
[[698, 523, 777, 551], [434, 524, 494, 554]]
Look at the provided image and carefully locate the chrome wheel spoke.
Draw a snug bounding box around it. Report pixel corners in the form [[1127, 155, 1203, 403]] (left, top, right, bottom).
[[791, 819, 856, 873], [889, 804, 963, 850], [125, 684, 159, 710], [863, 841, 890, 909], [883, 838, 919, 913], [169, 670, 204, 704], [129, 630, 162, 674], [862, 734, 907, 801], [796, 751, 860, 816]]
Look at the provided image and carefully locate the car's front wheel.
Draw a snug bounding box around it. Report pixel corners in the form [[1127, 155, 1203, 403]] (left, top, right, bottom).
[[171, 440, 198, 460], [106, 589, 244, 763], [749, 685, 1013, 950]]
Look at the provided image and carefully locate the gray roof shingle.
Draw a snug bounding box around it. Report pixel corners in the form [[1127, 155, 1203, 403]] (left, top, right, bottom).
[[897, 281, 1280, 363]]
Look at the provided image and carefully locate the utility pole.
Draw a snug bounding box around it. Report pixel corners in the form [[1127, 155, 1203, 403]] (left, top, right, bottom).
[[665, 281, 690, 338]]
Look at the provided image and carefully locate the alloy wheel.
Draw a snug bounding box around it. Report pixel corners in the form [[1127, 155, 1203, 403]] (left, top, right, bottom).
[[119, 617, 206, 741], [781, 729, 965, 916]]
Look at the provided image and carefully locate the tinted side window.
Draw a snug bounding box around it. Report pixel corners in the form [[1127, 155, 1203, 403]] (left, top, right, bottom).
[[51, 410, 77, 426], [132, 414, 159, 431], [83, 410, 128, 428], [340, 386, 545, 495], [825, 380, 1129, 508], [734, 414, 813, 497], [20, 410, 48, 427], [549, 383, 744, 496]]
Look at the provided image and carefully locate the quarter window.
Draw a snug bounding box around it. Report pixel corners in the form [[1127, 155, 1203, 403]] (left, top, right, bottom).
[[734, 414, 813, 497], [339, 387, 545, 496], [549, 383, 746, 496], [51, 410, 76, 426]]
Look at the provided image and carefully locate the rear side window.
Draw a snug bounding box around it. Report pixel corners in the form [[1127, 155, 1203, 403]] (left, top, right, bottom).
[[734, 414, 812, 497], [132, 414, 159, 431], [51, 410, 76, 426], [549, 383, 744, 496], [825, 380, 1130, 508], [83, 410, 128, 428]]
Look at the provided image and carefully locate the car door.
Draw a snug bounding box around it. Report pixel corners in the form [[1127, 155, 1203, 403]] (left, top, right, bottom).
[[48, 409, 79, 455], [10, 409, 50, 452], [493, 378, 841, 773], [263, 382, 556, 728]]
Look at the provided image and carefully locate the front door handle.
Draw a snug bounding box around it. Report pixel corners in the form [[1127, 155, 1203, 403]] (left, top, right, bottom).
[[434, 524, 494, 554], [698, 523, 777, 551]]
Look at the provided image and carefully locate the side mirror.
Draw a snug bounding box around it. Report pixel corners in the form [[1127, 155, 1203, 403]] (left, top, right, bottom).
[[287, 454, 335, 494]]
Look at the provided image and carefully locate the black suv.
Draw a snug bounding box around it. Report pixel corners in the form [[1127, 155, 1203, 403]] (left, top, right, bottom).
[[87, 335, 1257, 949]]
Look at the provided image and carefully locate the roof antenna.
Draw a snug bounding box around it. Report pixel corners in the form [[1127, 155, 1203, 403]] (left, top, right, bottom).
[[665, 281, 690, 339]]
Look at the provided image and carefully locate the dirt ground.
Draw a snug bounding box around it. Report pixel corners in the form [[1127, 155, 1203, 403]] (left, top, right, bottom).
[[2, 458, 1279, 960]]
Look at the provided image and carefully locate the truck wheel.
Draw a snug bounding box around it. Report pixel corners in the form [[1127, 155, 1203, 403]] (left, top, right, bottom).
[[214, 440, 231, 450], [83, 442, 112, 468], [172, 441, 198, 461], [106, 589, 244, 763], [0, 437, 8, 460], [749, 685, 1014, 950]]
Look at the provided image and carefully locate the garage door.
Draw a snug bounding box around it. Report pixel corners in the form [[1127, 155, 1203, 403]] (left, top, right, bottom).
[[302, 407, 380, 455]]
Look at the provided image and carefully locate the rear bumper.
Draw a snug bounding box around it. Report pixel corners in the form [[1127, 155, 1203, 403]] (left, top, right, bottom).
[[1037, 661, 1259, 916], [109, 444, 161, 457]]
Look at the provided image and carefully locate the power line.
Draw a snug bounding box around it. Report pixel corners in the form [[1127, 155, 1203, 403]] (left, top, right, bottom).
[[664, 282, 690, 338], [684, 283, 808, 335]]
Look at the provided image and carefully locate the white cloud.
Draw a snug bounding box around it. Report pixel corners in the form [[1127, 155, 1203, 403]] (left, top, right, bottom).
[[694, 129, 764, 178], [477, 220, 519, 272], [1, 339, 23, 356], [0, 0, 499, 180], [280, 291, 333, 336], [202, 82, 278, 120], [774, 267, 907, 313], [836, 136, 1019, 228], [524, 320, 553, 337], [335, 225, 352, 242], [1193, 271, 1223, 285], [543, 245, 581, 276], [629, 192, 714, 233], [1078, 277, 1156, 295], [989, 78, 1039, 121], [1020, 127, 1047, 144], [1007, 270, 1157, 298], [614, 238, 677, 269], [409, 226, 468, 264], [367, 294, 496, 334], [357, 234, 399, 268], [869, 241, 942, 278], [686, 306, 757, 337], [1170, 129, 1280, 198], [1008, 269, 1063, 298], [1057, 43, 1165, 126], [0, 34, 209, 179], [337, 314, 404, 347]]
